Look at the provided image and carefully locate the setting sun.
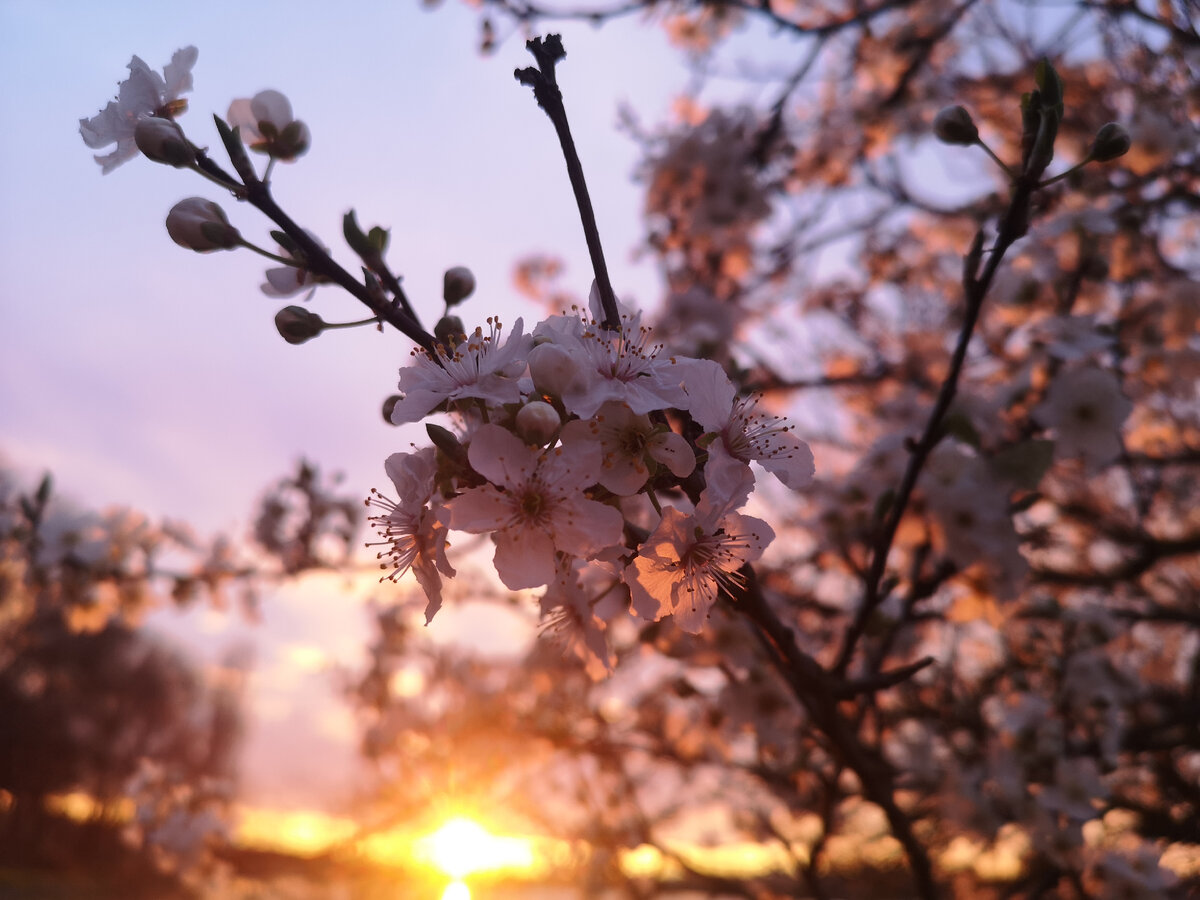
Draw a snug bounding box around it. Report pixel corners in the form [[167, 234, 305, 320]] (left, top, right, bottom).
[[414, 816, 537, 880]]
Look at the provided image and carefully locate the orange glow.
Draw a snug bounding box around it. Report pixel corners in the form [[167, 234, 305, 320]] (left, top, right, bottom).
[[235, 806, 358, 857], [413, 816, 537, 879]]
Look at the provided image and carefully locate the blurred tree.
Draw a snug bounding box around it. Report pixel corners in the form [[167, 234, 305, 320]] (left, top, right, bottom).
[[342, 1, 1199, 897]]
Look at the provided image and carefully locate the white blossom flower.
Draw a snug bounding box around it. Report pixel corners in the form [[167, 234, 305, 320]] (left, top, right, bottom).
[[530, 303, 714, 420], [685, 360, 814, 493], [367, 448, 455, 624], [561, 401, 695, 495], [539, 556, 625, 679], [226, 89, 310, 161], [1034, 367, 1132, 470], [626, 466, 773, 633], [443, 424, 624, 590], [390, 318, 532, 425], [80, 47, 198, 174]]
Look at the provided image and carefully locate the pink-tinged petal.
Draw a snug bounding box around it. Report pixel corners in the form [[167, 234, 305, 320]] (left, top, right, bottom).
[[598, 455, 650, 496], [413, 556, 445, 624], [648, 431, 696, 478], [548, 497, 624, 558], [492, 526, 557, 590], [538, 442, 603, 493], [719, 513, 775, 564], [388, 389, 443, 425], [384, 449, 436, 507], [250, 90, 293, 128], [467, 424, 537, 489], [680, 359, 736, 430], [263, 265, 308, 296], [626, 558, 672, 622], [758, 432, 815, 489], [444, 485, 513, 533], [226, 98, 256, 133], [698, 446, 756, 522], [672, 583, 717, 633]]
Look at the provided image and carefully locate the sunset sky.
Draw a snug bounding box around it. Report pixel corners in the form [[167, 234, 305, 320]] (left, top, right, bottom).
[[0, 1, 794, 819]]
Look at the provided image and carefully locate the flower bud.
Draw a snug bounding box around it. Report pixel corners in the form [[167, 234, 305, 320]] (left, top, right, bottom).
[[515, 401, 561, 444], [381, 395, 402, 425], [274, 306, 325, 344], [434, 315, 466, 348], [1089, 122, 1131, 163], [443, 267, 476, 306], [165, 198, 241, 252], [134, 117, 193, 167], [933, 105, 979, 146], [528, 342, 581, 398]]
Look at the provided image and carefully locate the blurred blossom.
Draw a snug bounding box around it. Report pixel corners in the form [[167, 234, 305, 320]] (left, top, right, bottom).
[[261, 231, 327, 298], [1035, 367, 1132, 470], [80, 47, 198, 173], [227, 90, 310, 161]]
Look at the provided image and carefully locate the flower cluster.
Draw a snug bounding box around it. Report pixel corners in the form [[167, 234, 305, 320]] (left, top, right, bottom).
[[368, 289, 814, 659]]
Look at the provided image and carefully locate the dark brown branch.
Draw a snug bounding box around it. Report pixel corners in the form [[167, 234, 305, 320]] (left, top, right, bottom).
[[515, 35, 621, 331]]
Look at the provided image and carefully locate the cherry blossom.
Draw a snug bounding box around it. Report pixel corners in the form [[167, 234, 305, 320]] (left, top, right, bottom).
[[685, 360, 815, 493], [80, 47, 198, 174], [626, 467, 774, 633], [367, 448, 456, 623], [539, 556, 625, 679], [1034, 366, 1132, 470], [561, 401, 695, 495], [444, 424, 624, 590], [390, 318, 531, 425], [226, 90, 310, 161], [529, 308, 712, 419]]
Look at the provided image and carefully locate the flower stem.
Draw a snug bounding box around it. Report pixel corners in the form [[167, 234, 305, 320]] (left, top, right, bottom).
[[1038, 153, 1094, 188], [238, 239, 299, 266], [975, 137, 1014, 179]]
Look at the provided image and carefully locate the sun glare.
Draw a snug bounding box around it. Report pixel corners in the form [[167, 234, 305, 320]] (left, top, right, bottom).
[[415, 815, 537, 879], [441, 880, 471, 900]]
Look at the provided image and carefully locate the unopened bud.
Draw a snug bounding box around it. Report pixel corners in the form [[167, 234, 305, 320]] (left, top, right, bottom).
[[382, 395, 402, 425], [443, 267, 476, 306], [933, 106, 979, 146], [165, 198, 241, 252], [515, 401, 561, 444], [528, 342, 580, 398], [135, 116, 193, 167], [435, 315, 466, 348], [1089, 122, 1131, 162], [274, 306, 325, 344]]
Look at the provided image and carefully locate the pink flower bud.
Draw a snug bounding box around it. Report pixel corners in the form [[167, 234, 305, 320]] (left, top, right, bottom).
[[515, 401, 561, 444], [134, 117, 193, 167], [165, 198, 241, 252]]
